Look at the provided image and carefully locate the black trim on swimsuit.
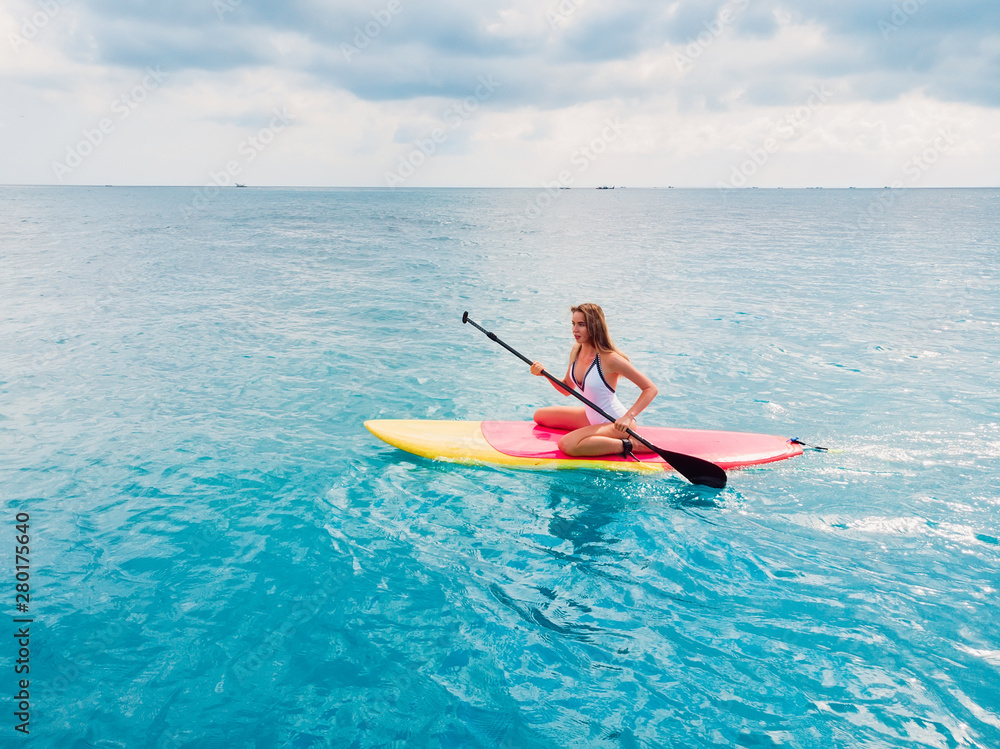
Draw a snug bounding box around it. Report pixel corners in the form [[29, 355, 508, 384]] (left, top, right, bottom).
[[571, 353, 586, 387], [572, 354, 616, 393], [594, 354, 615, 393]]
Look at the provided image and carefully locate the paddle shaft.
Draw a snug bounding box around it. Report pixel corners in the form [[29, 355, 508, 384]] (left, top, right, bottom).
[[462, 313, 728, 489]]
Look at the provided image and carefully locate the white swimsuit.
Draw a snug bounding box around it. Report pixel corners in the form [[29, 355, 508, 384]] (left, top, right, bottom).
[[572, 353, 629, 426]]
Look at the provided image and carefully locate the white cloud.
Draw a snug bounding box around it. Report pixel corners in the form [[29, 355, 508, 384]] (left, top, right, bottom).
[[2, 0, 998, 186]]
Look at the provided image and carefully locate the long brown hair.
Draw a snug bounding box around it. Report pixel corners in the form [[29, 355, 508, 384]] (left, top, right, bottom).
[[571, 303, 628, 359]]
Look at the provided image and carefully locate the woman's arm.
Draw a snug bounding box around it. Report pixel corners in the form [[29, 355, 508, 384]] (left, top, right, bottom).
[[605, 352, 658, 431]]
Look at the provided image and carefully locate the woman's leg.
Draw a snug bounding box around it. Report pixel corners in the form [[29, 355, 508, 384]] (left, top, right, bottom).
[[558, 423, 653, 456], [533, 406, 590, 431]]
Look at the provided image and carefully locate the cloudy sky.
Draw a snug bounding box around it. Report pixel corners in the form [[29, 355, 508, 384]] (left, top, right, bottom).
[[2, 0, 998, 187]]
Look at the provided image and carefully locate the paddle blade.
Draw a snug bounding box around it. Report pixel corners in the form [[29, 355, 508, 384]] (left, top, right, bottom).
[[655, 448, 727, 489], [462, 311, 469, 324]]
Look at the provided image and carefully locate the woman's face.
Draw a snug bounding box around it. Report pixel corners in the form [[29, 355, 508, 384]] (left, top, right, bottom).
[[572, 311, 589, 344]]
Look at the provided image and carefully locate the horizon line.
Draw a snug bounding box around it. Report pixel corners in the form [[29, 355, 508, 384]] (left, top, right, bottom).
[[3, 184, 999, 190]]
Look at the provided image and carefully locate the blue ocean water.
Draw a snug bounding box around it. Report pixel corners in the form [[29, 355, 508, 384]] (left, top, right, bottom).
[[1, 186, 998, 748]]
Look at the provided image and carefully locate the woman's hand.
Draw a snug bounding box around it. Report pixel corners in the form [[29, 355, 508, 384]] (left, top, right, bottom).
[[613, 414, 636, 434], [530, 361, 545, 376]]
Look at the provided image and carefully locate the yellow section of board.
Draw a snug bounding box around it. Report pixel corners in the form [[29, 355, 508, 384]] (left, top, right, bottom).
[[364, 420, 663, 473]]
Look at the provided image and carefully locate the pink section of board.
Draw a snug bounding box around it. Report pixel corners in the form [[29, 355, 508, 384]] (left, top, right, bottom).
[[480, 421, 802, 469]]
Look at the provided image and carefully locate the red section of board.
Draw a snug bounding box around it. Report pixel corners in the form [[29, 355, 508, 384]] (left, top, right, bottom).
[[480, 421, 802, 469]]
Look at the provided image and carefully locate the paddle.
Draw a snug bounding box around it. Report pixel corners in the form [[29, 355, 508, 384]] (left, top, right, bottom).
[[462, 312, 727, 489]]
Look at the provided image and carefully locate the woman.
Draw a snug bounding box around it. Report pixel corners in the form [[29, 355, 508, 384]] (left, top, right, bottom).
[[530, 303, 658, 458]]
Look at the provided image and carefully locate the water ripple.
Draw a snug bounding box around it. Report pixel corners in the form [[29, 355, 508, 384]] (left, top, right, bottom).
[[1, 187, 997, 747]]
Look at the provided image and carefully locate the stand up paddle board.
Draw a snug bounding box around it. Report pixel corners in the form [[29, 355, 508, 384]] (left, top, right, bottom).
[[365, 420, 802, 474]]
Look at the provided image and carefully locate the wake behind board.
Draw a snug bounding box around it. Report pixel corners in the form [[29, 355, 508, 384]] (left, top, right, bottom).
[[365, 420, 802, 474]]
